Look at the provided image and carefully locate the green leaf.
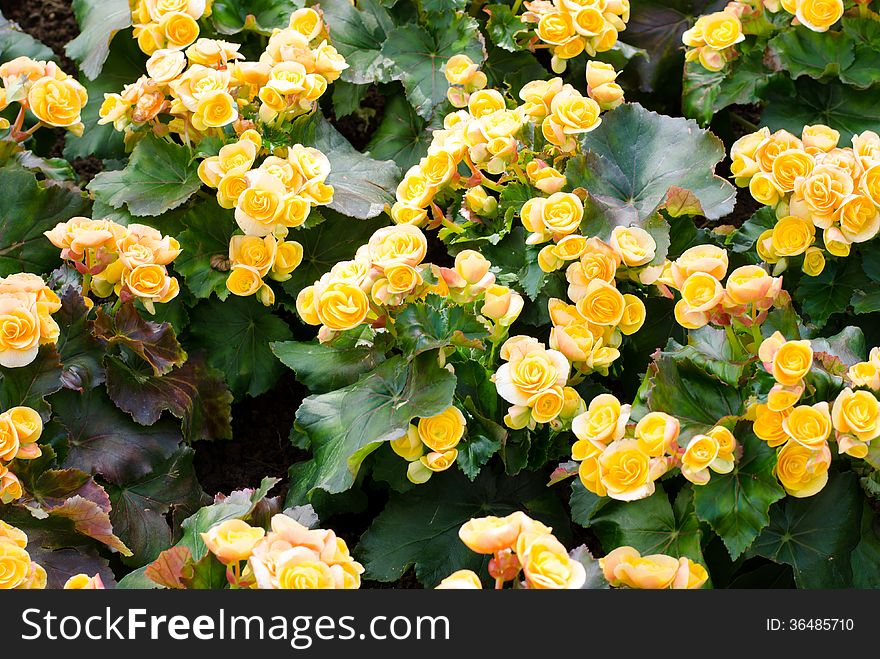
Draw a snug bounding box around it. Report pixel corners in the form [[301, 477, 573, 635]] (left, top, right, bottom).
[[331, 81, 368, 118], [748, 471, 861, 588], [852, 289, 880, 315], [55, 285, 105, 391], [566, 103, 736, 227], [456, 431, 501, 481], [54, 388, 181, 485], [0, 345, 62, 417], [840, 17, 880, 88], [107, 446, 205, 567], [570, 479, 606, 527], [65, 35, 146, 161], [15, 151, 76, 182], [590, 484, 706, 566], [394, 296, 487, 358], [88, 135, 202, 217], [810, 325, 866, 369], [693, 429, 785, 560], [280, 210, 387, 297], [675, 326, 753, 387], [0, 14, 54, 61], [365, 94, 430, 172], [0, 163, 89, 276], [293, 352, 456, 498], [624, 0, 727, 93], [682, 47, 775, 125], [768, 28, 854, 82], [188, 295, 292, 398], [271, 335, 387, 394], [485, 4, 526, 51], [93, 302, 187, 376], [210, 0, 303, 34], [481, 47, 547, 98], [728, 206, 775, 253], [358, 468, 569, 587], [762, 77, 880, 144], [65, 0, 132, 80], [104, 353, 233, 442], [320, 0, 396, 85], [174, 203, 235, 301], [795, 258, 859, 327], [851, 503, 880, 589], [635, 345, 745, 440], [382, 14, 487, 119]]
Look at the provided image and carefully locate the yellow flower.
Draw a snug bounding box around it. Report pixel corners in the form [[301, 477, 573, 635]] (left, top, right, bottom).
[[601, 546, 679, 589], [234, 170, 286, 236], [0, 293, 41, 368], [802, 247, 825, 276], [0, 540, 31, 589], [832, 388, 880, 442], [436, 569, 482, 589], [753, 404, 791, 447], [161, 11, 200, 49], [7, 406, 42, 455], [749, 172, 782, 205], [681, 434, 720, 485], [598, 439, 657, 501], [771, 149, 814, 193], [418, 406, 466, 452], [467, 89, 506, 118], [420, 449, 458, 472], [610, 226, 656, 267], [795, 164, 852, 226], [270, 241, 304, 282], [368, 225, 428, 268], [202, 519, 266, 564], [27, 76, 87, 128], [618, 294, 646, 335], [635, 412, 679, 457], [783, 402, 832, 450], [772, 339, 813, 386], [295, 286, 320, 325], [680, 272, 723, 312], [517, 533, 586, 589], [390, 424, 423, 461], [529, 385, 566, 424], [193, 90, 237, 129], [315, 281, 370, 331], [671, 244, 729, 287], [526, 161, 566, 194], [775, 441, 831, 497], [540, 192, 584, 237], [575, 279, 625, 326], [767, 382, 804, 412], [495, 336, 570, 406], [725, 265, 775, 305], [537, 11, 577, 45], [459, 512, 524, 554], [145, 48, 187, 83], [0, 521, 27, 548], [63, 573, 105, 589], [444, 54, 480, 86], [548, 86, 601, 136], [698, 11, 744, 49], [565, 238, 620, 301], [838, 194, 880, 243], [572, 393, 630, 446], [771, 215, 815, 257], [796, 0, 843, 32], [823, 226, 851, 257], [229, 234, 276, 277], [124, 264, 179, 304], [226, 265, 263, 297]]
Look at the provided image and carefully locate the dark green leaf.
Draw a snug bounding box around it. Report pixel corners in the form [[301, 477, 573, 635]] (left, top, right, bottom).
[[55, 285, 105, 391], [748, 471, 861, 588], [88, 135, 202, 217], [210, 0, 304, 34], [485, 4, 526, 51], [175, 203, 236, 300], [567, 103, 736, 227], [693, 429, 785, 560], [570, 479, 605, 527], [365, 94, 430, 172], [271, 335, 387, 394], [0, 163, 89, 276], [395, 296, 487, 358], [188, 295, 292, 398], [294, 352, 456, 497], [795, 258, 859, 327], [0, 14, 54, 61], [320, 0, 396, 85], [768, 28, 854, 82], [0, 345, 62, 417]]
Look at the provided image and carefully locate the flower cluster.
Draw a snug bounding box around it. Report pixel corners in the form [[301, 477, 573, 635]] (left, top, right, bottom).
[[296, 224, 524, 343], [731, 125, 880, 271], [0, 56, 87, 139], [0, 405, 44, 502], [131, 0, 209, 54], [600, 546, 708, 589], [647, 244, 783, 330], [495, 335, 582, 430], [437, 511, 586, 589], [45, 218, 181, 313], [521, 0, 630, 73], [202, 514, 364, 589], [682, 6, 745, 72], [571, 394, 739, 498], [103, 8, 346, 143], [0, 273, 60, 369], [444, 54, 488, 108], [753, 333, 832, 496], [0, 520, 46, 589], [392, 59, 622, 228], [770, 0, 844, 33], [390, 407, 467, 484]]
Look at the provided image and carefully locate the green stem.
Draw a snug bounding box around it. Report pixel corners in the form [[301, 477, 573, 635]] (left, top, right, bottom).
[[723, 324, 743, 360], [511, 0, 523, 13], [729, 111, 759, 133]]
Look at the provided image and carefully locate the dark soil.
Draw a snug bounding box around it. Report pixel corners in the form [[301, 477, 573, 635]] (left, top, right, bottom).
[[326, 85, 386, 151]]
